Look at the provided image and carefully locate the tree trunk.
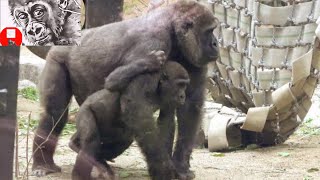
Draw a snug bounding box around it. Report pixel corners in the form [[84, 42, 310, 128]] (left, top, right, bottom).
[[0, 46, 20, 180], [85, 0, 124, 28]]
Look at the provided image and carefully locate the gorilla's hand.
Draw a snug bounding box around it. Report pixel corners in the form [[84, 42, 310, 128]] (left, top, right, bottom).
[[148, 50, 166, 65], [104, 50, 166, 91]]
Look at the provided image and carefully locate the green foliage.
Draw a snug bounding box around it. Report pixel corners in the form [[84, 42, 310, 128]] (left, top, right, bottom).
[[69, 107, 79, 114], [18, 116, 76, 136], [277, 152, 290, 157], [307, 168, 319, 173], [303, 175, 314, 180], [211, 152, 225, 157], [245, 144, 260, 150], [62, 122, 76, 136], [18, 87, 39, 101], [18, 116, 38, 135], [295, 118, 320, 136], [119, 172, 131, 178]]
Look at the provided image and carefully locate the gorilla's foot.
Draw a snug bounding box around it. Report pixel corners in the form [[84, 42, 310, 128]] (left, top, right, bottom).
[[94, 162, 117, 180], [68, 140, 80, 153], [173, 160, 195, 180], [32, 163, 61, 177], [91, 166, 117, 180], [175, 170, 195, 180]]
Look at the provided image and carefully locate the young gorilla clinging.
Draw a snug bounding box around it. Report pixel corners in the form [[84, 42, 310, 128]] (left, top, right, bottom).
[[70, 61, 190, 180]]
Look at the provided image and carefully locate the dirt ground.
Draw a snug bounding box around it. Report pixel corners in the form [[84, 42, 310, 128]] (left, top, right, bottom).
[[15, 97, 320, 180]]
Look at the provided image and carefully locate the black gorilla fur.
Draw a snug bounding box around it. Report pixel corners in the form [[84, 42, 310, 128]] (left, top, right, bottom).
[[70, 61, 190, 180], [32, 1, 219, 179]]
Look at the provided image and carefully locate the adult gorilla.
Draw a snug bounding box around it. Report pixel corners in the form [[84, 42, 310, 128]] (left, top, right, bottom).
[[32, 0, 219, 178]]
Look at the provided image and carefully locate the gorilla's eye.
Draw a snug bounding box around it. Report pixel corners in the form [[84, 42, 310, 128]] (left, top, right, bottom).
[[18, 12, 28, 19], [33, 8, 44, 18], [206, 28, 214, 34], [176, 81, 188, 88]]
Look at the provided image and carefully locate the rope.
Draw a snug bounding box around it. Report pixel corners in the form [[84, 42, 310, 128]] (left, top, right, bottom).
[[204, 0, 320, 151]]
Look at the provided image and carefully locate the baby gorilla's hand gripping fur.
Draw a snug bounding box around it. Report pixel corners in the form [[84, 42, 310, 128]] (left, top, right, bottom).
[[105, 50, 166, 91]]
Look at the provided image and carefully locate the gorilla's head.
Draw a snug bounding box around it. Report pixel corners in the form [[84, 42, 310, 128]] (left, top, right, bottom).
[[172, 1, 220, 67]]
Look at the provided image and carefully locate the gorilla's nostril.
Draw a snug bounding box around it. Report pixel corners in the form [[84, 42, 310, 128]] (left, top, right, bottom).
[[35, 27, 42, 35], [28, 30, 35, 36], [212, 41, 217, 47]]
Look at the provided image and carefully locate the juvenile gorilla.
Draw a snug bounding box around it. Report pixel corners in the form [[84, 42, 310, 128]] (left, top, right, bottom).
[[70, 61, 190, 180], [32, 1, 219, 178]]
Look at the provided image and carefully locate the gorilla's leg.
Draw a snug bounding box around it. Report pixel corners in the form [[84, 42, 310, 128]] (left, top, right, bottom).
[[120, 99, 175, 180], [173, 98, 203, 179], [129, 118, 174, 180], [71, 108, 106, 180], [173, 71, 206, 180], [157, 107, 175, 156], [73, 150, 95, 180], [100, 138, 134, 161], [32, 61, 72, 176], [72, 142, 111, 180], [69, 132, 80, 153], [73, 141, 103, 180]]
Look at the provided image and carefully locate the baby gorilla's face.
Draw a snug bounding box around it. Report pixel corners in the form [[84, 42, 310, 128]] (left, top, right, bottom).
[[160, 77, 190, 107]]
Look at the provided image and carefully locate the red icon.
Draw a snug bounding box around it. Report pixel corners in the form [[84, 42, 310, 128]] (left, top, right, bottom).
[[0, 27, 23, 46]]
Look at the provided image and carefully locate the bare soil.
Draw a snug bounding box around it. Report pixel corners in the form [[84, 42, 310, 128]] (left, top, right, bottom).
[[15, 98, 320, 180]]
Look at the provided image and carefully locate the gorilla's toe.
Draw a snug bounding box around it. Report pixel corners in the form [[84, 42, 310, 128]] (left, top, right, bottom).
[[175, 170, 195, 180], [32, 163, 61, 177]]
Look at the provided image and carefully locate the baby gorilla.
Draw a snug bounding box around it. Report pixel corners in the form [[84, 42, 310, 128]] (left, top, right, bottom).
[[70, 61, 190, 180]]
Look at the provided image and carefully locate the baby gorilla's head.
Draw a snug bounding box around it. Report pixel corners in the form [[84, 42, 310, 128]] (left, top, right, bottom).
[[159, 61, 190, 106]]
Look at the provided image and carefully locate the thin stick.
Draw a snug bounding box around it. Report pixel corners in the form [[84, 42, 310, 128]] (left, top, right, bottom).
[[26, 112, 31, 179], [137, 0, 148, 7], [22, 104, 70, 179], [15, 121, 19, 178]]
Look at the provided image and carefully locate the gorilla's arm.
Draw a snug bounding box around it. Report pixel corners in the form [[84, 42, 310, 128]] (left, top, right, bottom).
[[120, 75, 175, 179], [172, 68, 207, 178], [71, 90, 120, 179], [157, 107, 176, 155], [71, 104, 101, 180], [105, 51, 166, 91]]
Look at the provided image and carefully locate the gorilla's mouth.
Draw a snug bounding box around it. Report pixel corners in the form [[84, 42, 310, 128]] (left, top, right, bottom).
[[195, 55, 219, 67], [209, 55, 220, 61], [177, 100, 185, 106], [36, 35, 51, 45]]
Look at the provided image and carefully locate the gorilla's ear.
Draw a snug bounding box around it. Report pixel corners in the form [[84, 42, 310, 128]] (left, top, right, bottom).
[[159, 73, 169, 87], [175, 18, 194, 34], [182, 19, 194, 33], [160, 73, 169, 82]]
